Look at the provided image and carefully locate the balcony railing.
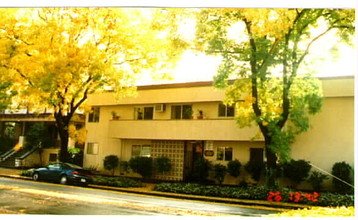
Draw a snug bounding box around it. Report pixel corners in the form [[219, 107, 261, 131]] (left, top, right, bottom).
[[108, 119, 262, 141]]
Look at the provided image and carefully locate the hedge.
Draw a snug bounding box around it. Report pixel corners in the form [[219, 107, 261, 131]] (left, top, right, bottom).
[[153, 182, 354, 207], [93, 175, 142, 188]]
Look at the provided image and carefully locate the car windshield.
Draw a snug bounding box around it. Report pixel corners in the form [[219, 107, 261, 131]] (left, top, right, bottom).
[[62, 163, 83, 169]]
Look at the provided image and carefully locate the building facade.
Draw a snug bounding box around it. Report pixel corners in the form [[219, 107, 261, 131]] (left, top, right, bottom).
[[83, 77, 354, 188]]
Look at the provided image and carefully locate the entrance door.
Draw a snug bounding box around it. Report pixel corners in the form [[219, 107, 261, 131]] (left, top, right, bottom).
[[183, 141, 204, 181], [250, 148, 264, 163]]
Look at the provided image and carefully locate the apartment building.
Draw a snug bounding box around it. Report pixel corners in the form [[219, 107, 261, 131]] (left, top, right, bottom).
[[83, 77, 354, 186]]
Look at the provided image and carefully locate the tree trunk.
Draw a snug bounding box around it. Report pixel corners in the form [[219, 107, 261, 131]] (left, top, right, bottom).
[[262, 130, 279, 188], [265, 145, 278, 188], [58, 126, 70, 162], [54, 112, 71, 162]]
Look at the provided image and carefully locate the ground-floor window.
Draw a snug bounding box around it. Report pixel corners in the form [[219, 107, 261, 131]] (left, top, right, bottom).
[[49, 153, 58, 162], [216, 147, 233, 161], [87, 142, 99, 155], [132, 145, 151, 157]]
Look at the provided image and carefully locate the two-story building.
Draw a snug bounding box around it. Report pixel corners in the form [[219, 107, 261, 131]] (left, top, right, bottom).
[[83, 77, 354, 187]]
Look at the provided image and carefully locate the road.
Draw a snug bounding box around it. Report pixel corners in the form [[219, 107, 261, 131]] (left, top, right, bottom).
[[0, 177, 278, 216]]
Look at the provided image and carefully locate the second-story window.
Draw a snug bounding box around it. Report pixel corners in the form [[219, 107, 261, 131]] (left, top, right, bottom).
[[88, 107, 100, 122], [218, 103, 235, 117], [171, 105, 192, 119], [135, 107, 154, 120]]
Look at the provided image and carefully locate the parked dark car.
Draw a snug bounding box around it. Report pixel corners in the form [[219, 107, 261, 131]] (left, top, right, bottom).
[[32, 162, 93, 186]]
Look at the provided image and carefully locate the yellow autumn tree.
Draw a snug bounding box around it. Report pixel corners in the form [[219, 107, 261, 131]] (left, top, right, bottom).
[[1, 8, 185, 161]]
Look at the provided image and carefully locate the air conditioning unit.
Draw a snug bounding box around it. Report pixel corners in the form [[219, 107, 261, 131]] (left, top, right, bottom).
[[155, 104, 166, 112]]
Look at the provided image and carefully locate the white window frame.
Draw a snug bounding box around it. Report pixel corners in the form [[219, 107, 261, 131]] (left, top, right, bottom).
[[88, 107, 100, 122], [132, 145, 151, 157], [218, 103, 235, 117], [87, 142, 99, 155], [216, 146, 233, 161], [134, 106, 154, 120]]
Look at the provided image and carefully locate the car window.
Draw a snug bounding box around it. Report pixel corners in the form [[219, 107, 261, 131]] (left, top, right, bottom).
[[48, 164, 60, 169]]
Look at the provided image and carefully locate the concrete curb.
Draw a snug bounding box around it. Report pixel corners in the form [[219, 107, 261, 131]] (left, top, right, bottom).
[[0, 174, 312, 211]]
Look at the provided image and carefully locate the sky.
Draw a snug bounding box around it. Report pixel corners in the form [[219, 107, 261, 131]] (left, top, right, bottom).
[[2, 0, 357, 85]]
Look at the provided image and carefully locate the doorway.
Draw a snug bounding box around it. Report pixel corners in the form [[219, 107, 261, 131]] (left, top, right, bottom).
[[183, 141, 204, 181]]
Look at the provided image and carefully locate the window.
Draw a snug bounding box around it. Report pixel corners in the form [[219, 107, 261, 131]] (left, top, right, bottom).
[[171, 105, 192, 119], [135, 107, 154, 120], [218, 103, 235, 117], [49, 153, 58, 162], [48, 163, 60, 169], [132, 145, 151, 157], [88, 107, 100, 122], [217, 147, 233, 161], [87, 143, 99, 155]]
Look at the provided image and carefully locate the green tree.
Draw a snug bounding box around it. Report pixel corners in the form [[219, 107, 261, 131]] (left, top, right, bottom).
[[25, 123, 53, 149], [195, 9, 354, 187], [1, 8, 184, 162], [103, 155, 120, 176], [227, 159, 242, 178], [129, 156, 153, 179], [213, 163, 227, 185], [282, 159, 312, 187], [154, 156, 172, 174]]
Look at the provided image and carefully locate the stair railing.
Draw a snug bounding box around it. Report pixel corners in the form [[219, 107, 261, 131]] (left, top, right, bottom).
[[0, 149, 16, 162]]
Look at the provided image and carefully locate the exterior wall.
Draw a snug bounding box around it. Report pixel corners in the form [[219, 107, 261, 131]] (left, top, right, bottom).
[[20, 148, 60, 167], [20, 150, 41, 167], [290, 96, 354, 190], [41, 148, 60, 166]]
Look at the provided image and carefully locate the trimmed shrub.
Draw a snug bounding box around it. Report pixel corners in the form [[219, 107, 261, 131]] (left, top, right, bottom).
[[331, 161, 353, 194], [93, 175, 142, 188], [20, 168, 35, 177], [129, 156, 153, 179], [227, 159, 241, 178], [119, 161, 129, 174], [244, 161, 264, 182], [154, 156, 172, 174], [282, 159, 311, 186], [213, 164, 227, 184], [103, 155, 119, 176], [191, 158, 211, 183], [307, 171, 328, 192], [318, 192, 354, 206]]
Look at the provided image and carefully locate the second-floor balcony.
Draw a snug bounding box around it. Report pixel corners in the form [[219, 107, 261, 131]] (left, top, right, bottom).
[[108, 119, 263, 141]]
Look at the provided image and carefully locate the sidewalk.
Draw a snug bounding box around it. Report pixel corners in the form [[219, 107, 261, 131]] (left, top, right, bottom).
[[0, 167, 310, 211]]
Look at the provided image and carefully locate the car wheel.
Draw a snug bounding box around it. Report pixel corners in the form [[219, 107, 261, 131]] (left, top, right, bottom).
[[60, 175, 68, 185], [32, 172, 40, 181]]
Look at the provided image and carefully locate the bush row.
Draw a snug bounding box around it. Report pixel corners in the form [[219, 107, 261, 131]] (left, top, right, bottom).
[[153, 182, 354, 207], [92, 175, 142, 188]]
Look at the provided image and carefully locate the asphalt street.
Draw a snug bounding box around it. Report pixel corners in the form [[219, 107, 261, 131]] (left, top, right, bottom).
[[0, 177, 278, 216]]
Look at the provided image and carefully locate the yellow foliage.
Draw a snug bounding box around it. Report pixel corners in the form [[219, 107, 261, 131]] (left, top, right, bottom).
[[269, 206, 355, 217], [12, 143, 21, 151], [68, 124, 87, 144], [1, 8, 182, 113]]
